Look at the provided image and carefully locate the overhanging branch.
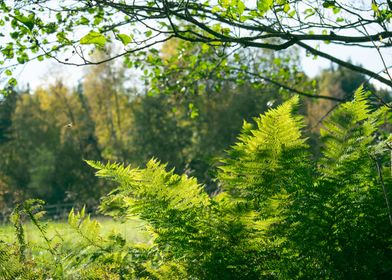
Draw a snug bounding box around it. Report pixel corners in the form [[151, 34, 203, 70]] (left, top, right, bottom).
[[297, 42, 392, 88]]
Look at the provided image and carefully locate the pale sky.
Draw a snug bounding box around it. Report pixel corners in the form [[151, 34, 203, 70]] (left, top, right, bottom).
[[301, 42, 392, 90], [9, 40, 392, 91]]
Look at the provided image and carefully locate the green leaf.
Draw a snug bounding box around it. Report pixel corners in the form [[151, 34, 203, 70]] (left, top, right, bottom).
[[145, 30, 153, 37], [211, 6, 221, 13], [1, 43, 14, 58], [78, 16, 90, 25], [188, 103, 199, 119], [323, 1, 335, 8], [14, 13, 35, 31], [56, 31, 69, 44], [258, 0, 273, 13], [201, 43, 210, 53], [117, 33, 132, 45], [237, 1, 246, 15], [16, 53, 29, 64], [332, 7, 341, 14], [79, 31, 106, 47], [56, 12, 62, 23], [93, 13, 104, 25], [283, 3, 290, 13], [8, 77, 17, 87], [10, 32, 19, 39], [371, 3, 378, 12]]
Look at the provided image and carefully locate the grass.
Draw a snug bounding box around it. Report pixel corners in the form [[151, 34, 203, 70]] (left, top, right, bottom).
[[0, 217, 150, 245], [0, 217, 152, 277]]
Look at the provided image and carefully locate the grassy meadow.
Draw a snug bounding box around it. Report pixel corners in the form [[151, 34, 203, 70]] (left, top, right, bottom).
[[0, 218, 150, 245]]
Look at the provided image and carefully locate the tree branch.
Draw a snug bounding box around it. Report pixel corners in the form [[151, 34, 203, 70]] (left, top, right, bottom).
[[297, 41, 392, 88]]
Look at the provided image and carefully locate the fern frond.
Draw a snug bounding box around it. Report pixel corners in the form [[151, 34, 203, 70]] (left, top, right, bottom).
[[219, 96, 311, 208], [88, 158, 211, 247], [68, 207, 103, 247], [0, 241, 42, 280], [320, 87, 388, 182], [287, 87, 392, 278]]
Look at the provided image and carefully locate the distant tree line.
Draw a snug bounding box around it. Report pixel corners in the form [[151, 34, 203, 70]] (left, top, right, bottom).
[[0, 46, 390, 216]]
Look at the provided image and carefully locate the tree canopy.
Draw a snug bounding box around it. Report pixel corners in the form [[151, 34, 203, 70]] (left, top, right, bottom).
[[1, 0, 391, 92]]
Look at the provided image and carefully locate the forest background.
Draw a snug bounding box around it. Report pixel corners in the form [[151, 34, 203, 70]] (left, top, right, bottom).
[[0, 0, 391, 218], [1, 40, 391, 219]]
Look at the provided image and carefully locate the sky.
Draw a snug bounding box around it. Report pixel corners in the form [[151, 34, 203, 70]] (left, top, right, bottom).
[[302, 42, 391, 90], [14, 41, 391, 92]]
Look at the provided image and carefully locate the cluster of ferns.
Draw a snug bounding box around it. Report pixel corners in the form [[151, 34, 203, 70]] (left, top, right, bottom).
[[2, 87, 391, 279]]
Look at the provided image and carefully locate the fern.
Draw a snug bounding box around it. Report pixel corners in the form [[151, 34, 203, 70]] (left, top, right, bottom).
[[87, 159, 220, 277], [0, 241, 41, 280], [88, 160, 269, 278], [320, 87, 387, 182], [68, 207, 103, 247], [3, 200, 56, 279], [287, 88, 392, 279], [65, 207, 154, 279], [219, 96, 311, 209], [86, 97, 314, 279], [87, 159, 210, 227]]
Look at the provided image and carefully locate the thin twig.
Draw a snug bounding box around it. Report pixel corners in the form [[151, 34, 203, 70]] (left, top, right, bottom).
[[360, 21, 392, 83], [373, 156, 392, 226]]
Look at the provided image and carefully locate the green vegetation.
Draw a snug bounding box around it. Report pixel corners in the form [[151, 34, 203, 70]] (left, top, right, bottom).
[[1, 0, 392, 279], [1, 89, 391, 279], [0, 218, 149, 244], [1, 200, 153, 279], [1, 44, 302, 210], [1, 1, 391, 88]]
